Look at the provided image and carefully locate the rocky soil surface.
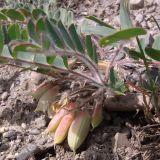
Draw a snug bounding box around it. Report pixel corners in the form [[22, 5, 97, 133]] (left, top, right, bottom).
[[1, 0, 160, 159]]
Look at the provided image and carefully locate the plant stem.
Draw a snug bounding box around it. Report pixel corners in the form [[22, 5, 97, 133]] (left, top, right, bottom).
[[0, 55, 104, 87], [151, 16, 160, 31], [136, 37, 159, 113]]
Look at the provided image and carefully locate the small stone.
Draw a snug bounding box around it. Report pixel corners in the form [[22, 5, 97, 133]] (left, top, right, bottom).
[[10, 83, 15, 91], [0, 127, 8, 133], [125, 147, 133, 156], [29, 129, 40, 135], [27, 135, 34, 143], [6, 154, 15, 159], [113, 131, 131, 153], [1, 92, 9, 101], [147, 21, 153, 29], [102, 133, 108, 141], [21, 123, 27, 129], [34, 116, 47, 129], [14, 153, 18, 157], [0, 144, 9, 152], [3, 130, 17, 140], [30, 72, 46, 85], [130, 0, 144, 10], [141, 21, 147, 28], [113, 16, 120, 26], [135, 14, 144, 23], [12, 144, 19, 152], [17, 135, 23, 142], [36, 137, 47, 145], [15, 144, 40, 160], [146, 6, 156, 13]]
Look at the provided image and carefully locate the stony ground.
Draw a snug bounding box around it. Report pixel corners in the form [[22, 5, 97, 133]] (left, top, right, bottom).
[[1, 0, 160, 159]]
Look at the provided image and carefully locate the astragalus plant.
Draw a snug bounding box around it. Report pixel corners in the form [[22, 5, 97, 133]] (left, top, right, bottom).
[[0, 0, 148, 151]]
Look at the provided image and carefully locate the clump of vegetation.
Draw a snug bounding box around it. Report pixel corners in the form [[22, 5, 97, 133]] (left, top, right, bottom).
[[0, 0, 160, 151]]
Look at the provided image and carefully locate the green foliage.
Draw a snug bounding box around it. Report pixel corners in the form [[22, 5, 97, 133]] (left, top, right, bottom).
[[109, 68, 127, 94], [81, 19, 115, 36], [100, 28, 146, 47], [145, 48, 160, 61], [85, 35, 98, 63], [120, 0, 132, 29], [6, 9, 25, 21], [68, 24, 84, 53], [86, 16, 114, 29]]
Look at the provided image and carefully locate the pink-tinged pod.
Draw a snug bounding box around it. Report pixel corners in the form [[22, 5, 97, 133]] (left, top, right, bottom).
[[47, 108, 67, 133], [54, 113, 75, 144], [91, 105, 103, 129], [47, 102, 77, 133], [67, 111, 91, 152]]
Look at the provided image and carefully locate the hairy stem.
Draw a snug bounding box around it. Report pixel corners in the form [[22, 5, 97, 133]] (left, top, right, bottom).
[[0, 55, 104, 87], [136, 37, 159, 113], [43, 47, 105, 85]]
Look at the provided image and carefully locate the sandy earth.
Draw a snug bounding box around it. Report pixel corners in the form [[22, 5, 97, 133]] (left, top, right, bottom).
[[1, 0, 160, 159]]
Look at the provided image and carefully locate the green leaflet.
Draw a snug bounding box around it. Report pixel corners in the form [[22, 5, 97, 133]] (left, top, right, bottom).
[[8, 24, 21, 40], [100, 28, 146, 47], [120, 0, 132, 29], [69, 24, 84, 53], [6, 9, 25, 21], [45, 18, 64, 49]]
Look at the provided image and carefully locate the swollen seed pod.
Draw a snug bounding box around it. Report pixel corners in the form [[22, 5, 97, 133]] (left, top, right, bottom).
[[67, 111, 91, 152], [47, 108, 67, 133], [47, 102, 77, 133], [91, 105, 103, 129], [54, 113, 75, 144]]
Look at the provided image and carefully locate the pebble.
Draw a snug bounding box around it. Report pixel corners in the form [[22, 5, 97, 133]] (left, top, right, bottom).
[[6, 154, 15, 159], [30, 72, 46, 85], [113, 132, 131, 153], [3, 130, 17, 140], [147, 6, 156, 13], [29, 129, 40, 135], [130, 0, 144, 10], [102, 133, 108, 141], [10, 83, 15, 91], [27, 135, 34, 143], [147, 21, 153, 29], [0, 144, 9, 152], [15, 143, 40, 160], [1, 92, 9, 101], [135, 14, 144, 23], [125, 147, 133, 155], [36, 137, 47, 145], [0, 127, 8, 133], [21, 123, 27, 129], [34, 116, 47, 129]]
